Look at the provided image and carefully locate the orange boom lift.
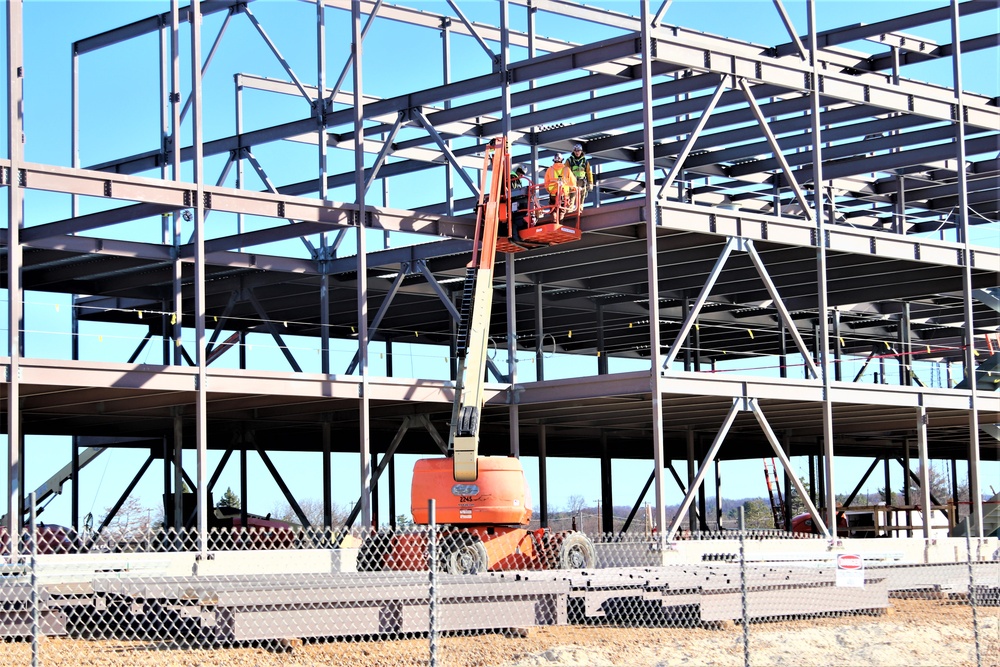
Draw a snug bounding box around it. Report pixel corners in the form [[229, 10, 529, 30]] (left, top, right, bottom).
[[375, 138, 595, 574]]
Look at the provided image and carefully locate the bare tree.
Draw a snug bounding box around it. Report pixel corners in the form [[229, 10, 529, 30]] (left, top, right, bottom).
[[98, 496, 160, 550], [270, 498, 350, 528], [902, 466, 968, 504], [565, 494, 587, 514]]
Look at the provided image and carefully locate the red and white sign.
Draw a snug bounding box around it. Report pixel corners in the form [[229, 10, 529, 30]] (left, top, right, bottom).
[[837, 554, 863, 570], [836, 553, 864, 588]]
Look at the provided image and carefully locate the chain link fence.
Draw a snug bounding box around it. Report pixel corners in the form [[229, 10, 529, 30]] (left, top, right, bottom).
[[1, 506, 997, 667]]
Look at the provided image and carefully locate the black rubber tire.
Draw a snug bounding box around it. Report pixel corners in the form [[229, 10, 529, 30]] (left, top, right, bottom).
[[357, 530, 393, 572], [557, 532, 596, 569], [438, 533, 489, 575]]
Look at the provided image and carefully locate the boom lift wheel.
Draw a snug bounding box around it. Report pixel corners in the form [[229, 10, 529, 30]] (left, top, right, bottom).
[[439, 533, 489, 575], [357, 529, 393, 571], [557, 532, 596, 569]]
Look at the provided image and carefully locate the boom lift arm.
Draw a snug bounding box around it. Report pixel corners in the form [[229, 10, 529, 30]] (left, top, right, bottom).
[[451, 137, 511, 482], [0, 447, 106, 525]]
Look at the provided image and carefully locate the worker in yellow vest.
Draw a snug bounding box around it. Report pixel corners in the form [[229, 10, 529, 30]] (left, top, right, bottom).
[[566, 143, 594, 200], [543, 154, 576, 224]]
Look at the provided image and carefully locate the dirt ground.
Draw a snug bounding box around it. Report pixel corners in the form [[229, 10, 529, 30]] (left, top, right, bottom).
[[1, 598, 996, 667]]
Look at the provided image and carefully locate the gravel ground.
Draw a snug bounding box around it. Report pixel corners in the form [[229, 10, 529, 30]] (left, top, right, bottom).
[[1, 599, 996, 667]]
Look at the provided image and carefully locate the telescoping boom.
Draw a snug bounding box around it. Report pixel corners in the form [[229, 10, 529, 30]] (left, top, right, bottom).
[[450, 137, 511, 482]]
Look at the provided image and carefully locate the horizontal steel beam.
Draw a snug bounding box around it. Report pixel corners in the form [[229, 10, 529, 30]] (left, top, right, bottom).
[[774, 1, 999, 57], [1, 161, 475, 243]]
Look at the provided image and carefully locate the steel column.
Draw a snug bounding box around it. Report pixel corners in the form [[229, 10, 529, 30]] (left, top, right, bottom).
[[240, 443, 248, 530], [686, 428, 696, 533], [807, 0, 837, 541], [188, 0, 210, 551], [316, 0, 333, 380], [641, 1, 667, 538], [596, 302, 608, 375], [506, 258, 520, 458], [170, 0, 183, 366], [172, 411, 183, 531], [600, 434, 613, 535], [951, 0, 983, 537], [72, 444, 80, 532], [321, 271, 331, 374], [916, 404, 933, 539], [714, 459, 722, 529], [441, 17, 453, 215], [322, 420, 332, 529], [903, 439, 912, 536], [538, 424, 548, 528], [782, 432, 792, 531], [534, 282, 545, 380], [503, 0, 519, 466], [899, 304, 912, 386], [316, 0, 328, 204], [832, 309, 842, 382], [388, 457, 396, 529], [6, 0, 24, 553], [352, 0, 372, 528]]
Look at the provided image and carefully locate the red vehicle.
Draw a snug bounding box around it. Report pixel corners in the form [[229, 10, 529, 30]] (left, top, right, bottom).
[[211, 507, 298, 549], [0, 524, 76, 555], [790, 512, 848, 537]]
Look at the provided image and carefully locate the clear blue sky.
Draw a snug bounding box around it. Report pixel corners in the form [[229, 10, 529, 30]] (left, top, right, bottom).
[[1, 1, 997, 528]]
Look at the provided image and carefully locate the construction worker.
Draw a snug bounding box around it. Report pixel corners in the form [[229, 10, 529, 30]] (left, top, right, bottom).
[[543, 154, 575, 224], [565, 143, 594, 199], [509, 164, 527, 190], [509, 165, 531, 234]]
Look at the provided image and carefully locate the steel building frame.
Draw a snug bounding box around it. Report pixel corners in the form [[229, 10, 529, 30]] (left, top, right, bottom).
[[3, 0, 999, 555]]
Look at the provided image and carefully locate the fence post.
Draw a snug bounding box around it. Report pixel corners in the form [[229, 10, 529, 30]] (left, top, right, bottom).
[[29, 492, 39, 667], [428, 498, 438, 667], [738, 507, 750, 667], [965, 529, 981, 667]]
